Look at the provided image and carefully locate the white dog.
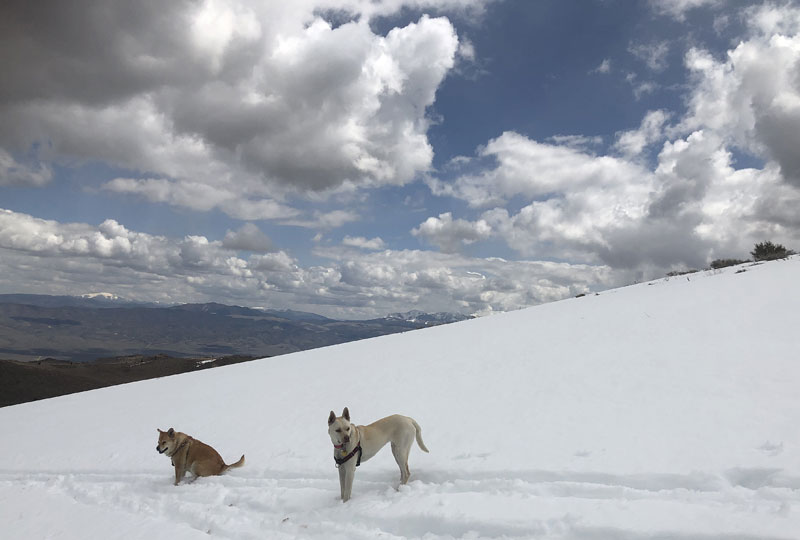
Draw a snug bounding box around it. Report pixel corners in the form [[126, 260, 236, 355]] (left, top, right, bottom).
[[327, 407, 429, 501]]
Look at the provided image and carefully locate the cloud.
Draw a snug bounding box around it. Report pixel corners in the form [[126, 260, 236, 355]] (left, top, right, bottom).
[[679, 5, 800, 188], [426, 112, 800, 275], [312, 246, 615, 316], [546, 134, 604, 151], [649, 130, 725, 219], [591, 59, 611, 74], [412, 212, 492, 252], [281, 210, 361, 229], [0, 208, 616, 318], [427, 131, 651, 209], [222, 224, 275, 253], [628, 41, 670, 72], [624, 72, 658, 100], [219, 198, 303, 222], [5, 0, 800, 318], [613, 110, 670, 158], [103, 177, 300, 220], [0, 1, 473, 210], [0, 149, 52, 187], [457, 36, 476, 62], [453, 34, 488, 80], [651, 0, 723, 20], [342, 236, 386, 250]]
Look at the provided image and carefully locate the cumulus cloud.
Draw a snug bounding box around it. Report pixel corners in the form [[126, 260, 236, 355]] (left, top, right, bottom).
[[412, 212, 492, 252], [222, 224, 275, 253], [424, 133, 657, 264], [0, 1, 473, 211], [5, 0, 800, 318], [419, 3, 800, 277], [680, 6, 800, 187], [0, 208, 615, 318], [427, 131, 652, 209], [457, 36, 476, 62], [103, 177, 301, 221], [281, 210, 361, 229], [614, 110, 670, 158], [0, 149, 52, 187], [342, 236, 386, 250], [312, 246, 614, 316], [427, 99, 800, 275]]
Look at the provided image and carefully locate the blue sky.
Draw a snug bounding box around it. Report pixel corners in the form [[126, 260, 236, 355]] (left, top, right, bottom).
[[1, 0, 799, 318]]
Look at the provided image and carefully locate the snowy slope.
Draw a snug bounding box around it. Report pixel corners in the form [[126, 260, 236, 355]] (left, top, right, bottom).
[[1, 257, 799, 539]]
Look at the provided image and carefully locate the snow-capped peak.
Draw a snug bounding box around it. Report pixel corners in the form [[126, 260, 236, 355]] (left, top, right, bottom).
[[81, 292, 120, 300]]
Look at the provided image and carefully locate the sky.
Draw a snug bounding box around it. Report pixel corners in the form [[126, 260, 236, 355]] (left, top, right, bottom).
[[1, 0, 799, 319]]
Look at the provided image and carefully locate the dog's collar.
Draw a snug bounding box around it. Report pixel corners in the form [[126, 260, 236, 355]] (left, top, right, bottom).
[[168, 437, 192, 458], [334, 442, 362, 468]]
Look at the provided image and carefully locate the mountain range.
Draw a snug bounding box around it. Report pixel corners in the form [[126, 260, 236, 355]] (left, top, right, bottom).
[[0, 294, 472, 362]]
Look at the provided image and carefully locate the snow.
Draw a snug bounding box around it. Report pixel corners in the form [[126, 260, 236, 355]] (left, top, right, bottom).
[[81, 292, 120, 300], [1, 257, 799, 539]]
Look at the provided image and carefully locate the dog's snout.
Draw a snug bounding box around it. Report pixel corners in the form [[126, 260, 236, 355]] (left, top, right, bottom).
[[344, 435, 351, 443]]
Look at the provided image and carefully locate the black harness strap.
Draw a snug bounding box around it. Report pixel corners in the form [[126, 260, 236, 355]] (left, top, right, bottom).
[[334, 442, 362, 467], [169, 437, 192, 465]]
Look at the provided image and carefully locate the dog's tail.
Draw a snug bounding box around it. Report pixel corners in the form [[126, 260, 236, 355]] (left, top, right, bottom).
[[224, 454, 245, 471], [411, 419, 429, 453]]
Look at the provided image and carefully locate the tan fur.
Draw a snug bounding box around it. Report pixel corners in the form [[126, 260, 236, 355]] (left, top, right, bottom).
[[156, 428, 244, 485], [327, 407, 429, 502]]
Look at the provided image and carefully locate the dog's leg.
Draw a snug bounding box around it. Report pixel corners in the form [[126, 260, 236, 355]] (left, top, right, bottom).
[[174, 464, 185, 486], [340, 462, 356, 502], [338, 465, 347, 501], [391, 442, 411, 485]]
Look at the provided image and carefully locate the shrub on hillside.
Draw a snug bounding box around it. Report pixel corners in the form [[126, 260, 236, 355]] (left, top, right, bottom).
[[750, 241, 794, 261], [666, 269, 699, 277], [710, 258, 748, 269]]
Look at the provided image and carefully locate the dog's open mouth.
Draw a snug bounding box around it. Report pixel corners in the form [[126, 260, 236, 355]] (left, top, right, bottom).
[[157, 446, 166, 454]]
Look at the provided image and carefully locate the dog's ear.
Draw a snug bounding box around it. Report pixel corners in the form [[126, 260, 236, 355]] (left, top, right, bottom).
[[168, 428, 175, 438], [342, 407, 350, 421], [328, 411, 336, 425], [157, 428, 164, 434]]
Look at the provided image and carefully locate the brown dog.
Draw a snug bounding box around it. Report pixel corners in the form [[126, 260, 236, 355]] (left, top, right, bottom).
[[156, 428, 244, 485]]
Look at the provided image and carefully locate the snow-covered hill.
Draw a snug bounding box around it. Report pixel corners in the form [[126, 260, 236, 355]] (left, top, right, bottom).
[[1, 257, 799, 539]]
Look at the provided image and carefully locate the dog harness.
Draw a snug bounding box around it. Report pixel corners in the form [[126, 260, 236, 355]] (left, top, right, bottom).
[[334, 442, 362, 468], [169, 437, 192, 464]]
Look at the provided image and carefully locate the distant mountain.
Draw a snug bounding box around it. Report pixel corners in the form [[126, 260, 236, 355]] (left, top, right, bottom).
[[386, 310, 473, 325], [168, 302, 267, 318], [81, 292, 120, 300], [0, 297, 466, 362], [169, 303, 333, 323], [259, 308, 334, 323]]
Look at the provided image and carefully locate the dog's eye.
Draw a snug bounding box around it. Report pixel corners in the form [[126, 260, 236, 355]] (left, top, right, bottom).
[[346, 427, 350, 431], [336, 428, 341, 433]]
